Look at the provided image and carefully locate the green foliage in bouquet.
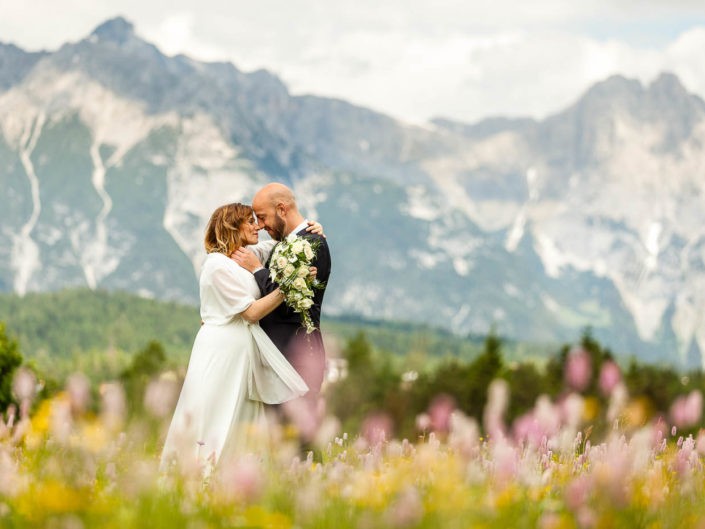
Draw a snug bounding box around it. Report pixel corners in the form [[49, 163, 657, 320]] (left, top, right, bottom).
[[269, 235, 325, 333]]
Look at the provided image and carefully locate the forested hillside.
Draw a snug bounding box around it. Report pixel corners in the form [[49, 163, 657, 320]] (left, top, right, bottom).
[[0, 288, 555, 380], [0, 289, 200, 359]]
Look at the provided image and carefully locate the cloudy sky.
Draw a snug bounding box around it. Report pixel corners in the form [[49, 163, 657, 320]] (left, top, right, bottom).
[[2, 1, 705, 123]]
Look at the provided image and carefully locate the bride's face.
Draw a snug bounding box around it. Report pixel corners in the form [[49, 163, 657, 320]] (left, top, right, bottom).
[[240, 215, 259, 246]]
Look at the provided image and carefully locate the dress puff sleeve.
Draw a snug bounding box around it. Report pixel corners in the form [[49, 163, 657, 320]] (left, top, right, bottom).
[[207, 260, 256, 319], [246, 240, 277, 265]]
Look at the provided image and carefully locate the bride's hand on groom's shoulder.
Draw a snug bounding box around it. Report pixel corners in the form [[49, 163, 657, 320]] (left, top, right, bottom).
[[231, 248, 262, 273], [306, 220, 326, 237]]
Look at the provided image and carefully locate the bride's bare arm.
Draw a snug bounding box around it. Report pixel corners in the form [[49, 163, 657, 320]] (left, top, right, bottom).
[[240, 288, 284, 324]]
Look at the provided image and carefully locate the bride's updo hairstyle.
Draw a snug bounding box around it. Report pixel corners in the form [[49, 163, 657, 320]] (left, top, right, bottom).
[[204, 203, 254, 255]]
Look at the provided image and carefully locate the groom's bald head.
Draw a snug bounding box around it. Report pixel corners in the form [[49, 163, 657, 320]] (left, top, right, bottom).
[[252, 183, 303, 240], [254, 183, 297, 210]]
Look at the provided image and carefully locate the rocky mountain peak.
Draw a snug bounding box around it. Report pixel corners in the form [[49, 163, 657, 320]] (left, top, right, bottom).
[[90, 17, 136, 45], [574, 74, 643, 115], [649, 72, 688, 98], [0, 43, 47, 90]]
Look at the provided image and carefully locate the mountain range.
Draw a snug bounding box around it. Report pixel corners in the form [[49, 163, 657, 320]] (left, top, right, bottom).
[[1, 17, 704, 366]]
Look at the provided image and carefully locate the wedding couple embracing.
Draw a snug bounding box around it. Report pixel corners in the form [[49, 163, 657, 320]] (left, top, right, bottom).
[[160, 183, 332, 475]]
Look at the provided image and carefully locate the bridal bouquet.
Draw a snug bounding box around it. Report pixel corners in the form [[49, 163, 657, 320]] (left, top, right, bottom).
[[269, 234, 323, 333]]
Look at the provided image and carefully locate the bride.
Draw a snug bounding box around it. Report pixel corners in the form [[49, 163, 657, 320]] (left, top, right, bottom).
[[160, 202, 319, 473]]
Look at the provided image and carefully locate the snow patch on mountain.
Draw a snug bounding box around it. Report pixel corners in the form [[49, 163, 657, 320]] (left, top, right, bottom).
[[162, 113, 262, 274], [293, 172, 333, 221], [11, 112, 45, 295], [402, 185, 441, 221], [83, 140, 115, 288], [0, 67, 183, 291]]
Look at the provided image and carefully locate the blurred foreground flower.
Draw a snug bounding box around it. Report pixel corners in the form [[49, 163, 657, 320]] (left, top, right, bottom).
[[2, 373, 705, 528], [428, 394, 455, 434], [598, 361, 621, 396], [12, 368, 37, 405], [362, 412, 393, 446], [670, 390, 703, 429], [143, 375, 179, 418], [66, 373, 91, 415], [565, 347, 592, 392]]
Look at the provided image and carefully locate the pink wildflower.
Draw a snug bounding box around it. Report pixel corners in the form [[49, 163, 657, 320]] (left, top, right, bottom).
[[215, 455, 264, 503], [565, 475, 594, 511], [538, 512, 561, 529], [67, 372, 91, 414], [491, 439, 518, 485], [100, 382, 126, 431], [484, 379, 509, 439], [565, 347, 592, 392], [576, 507, 597, 529], [513, 412, 543, 447], [561, 393, 584, 429], [670, 391, 703, 429], [385, 486, 424, 528], [50, 397, 73, 442], [415, 413, 431, 432], [598, 361, 621, 396], [12, 368, 37, 420], [696, 430, 705, 455], [143, 376, 179, 418], [362, 412, 393, 446], [449, 411, 480, 459], [428, 394, 455, 434], [12, 367, 37, 403], [282, 397, 319, 442]]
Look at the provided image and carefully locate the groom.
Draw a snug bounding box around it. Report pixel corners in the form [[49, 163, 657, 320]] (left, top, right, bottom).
[[233, 183, 331, 409]]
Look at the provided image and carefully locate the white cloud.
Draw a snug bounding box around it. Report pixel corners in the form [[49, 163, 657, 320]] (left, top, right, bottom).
[[254, 28, 705, 123], [664, 27, 705, 97], [141, 13, 226, 61], [1, 2, 705, 123]]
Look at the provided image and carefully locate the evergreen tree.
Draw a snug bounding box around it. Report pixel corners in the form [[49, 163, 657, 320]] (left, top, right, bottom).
[[121, 340, 167, 379], [120, 340, 167, 414], [0, 322, 23, 412]]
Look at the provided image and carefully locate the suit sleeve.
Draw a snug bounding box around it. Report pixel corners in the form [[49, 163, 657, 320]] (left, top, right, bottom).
[[254, 267, 278, 295], [312, 236, 331, 285]]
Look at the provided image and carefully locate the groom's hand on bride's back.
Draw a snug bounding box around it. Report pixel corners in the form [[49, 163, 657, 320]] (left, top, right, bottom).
[[231, 248, 263, 273]]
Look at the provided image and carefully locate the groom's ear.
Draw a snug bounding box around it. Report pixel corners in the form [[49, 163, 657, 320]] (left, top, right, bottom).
[[275, 202, 288, 217]]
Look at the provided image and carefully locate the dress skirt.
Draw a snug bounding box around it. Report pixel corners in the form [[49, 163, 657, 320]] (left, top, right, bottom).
[[160, 318, 308, 471]]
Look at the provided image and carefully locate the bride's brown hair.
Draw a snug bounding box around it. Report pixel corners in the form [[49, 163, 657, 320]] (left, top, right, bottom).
[[204, 203, 254, 255]]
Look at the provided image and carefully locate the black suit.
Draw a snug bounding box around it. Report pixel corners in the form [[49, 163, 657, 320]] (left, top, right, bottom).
[[254, 230, 331, 394]]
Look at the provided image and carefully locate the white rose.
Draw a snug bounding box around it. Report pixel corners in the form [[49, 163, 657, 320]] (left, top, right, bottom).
[[300, 298, 314, 309], [293, 277, 307, 291], [292, 241, 304, 254], [304, 245, 314, 260], [276, 256, 288, 269], [284, 264, 295, 277], [296, 266, 309, 278]]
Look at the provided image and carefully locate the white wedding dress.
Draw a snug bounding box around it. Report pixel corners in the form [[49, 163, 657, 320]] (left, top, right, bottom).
[[160, 242, 308, 472]]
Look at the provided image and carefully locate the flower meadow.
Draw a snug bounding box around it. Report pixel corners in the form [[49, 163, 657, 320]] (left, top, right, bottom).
[[4, 353, 705, 529]]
